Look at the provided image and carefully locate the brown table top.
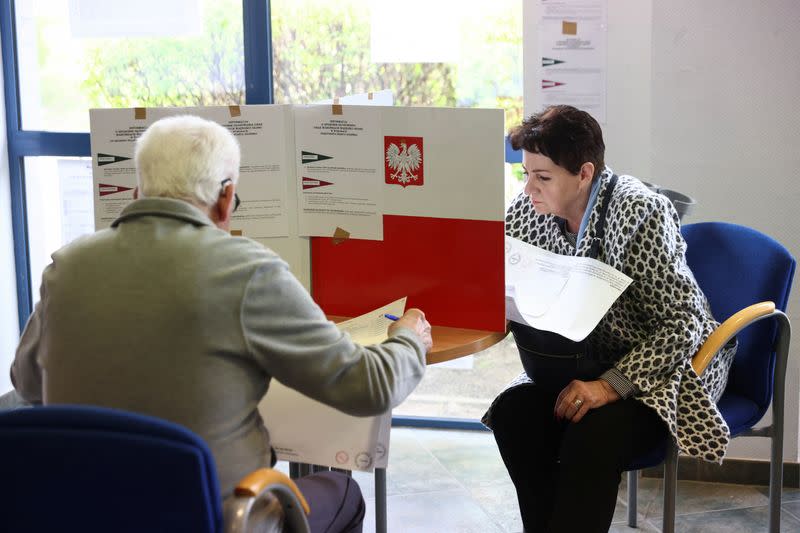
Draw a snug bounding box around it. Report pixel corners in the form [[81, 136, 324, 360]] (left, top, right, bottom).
[[328, 316, 508, 364]]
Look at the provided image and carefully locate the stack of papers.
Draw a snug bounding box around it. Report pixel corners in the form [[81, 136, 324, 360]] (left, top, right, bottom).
[[505, 236, 632, 341]]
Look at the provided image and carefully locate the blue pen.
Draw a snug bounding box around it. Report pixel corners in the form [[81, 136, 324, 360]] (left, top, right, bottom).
[[384, 314, 400, 321]]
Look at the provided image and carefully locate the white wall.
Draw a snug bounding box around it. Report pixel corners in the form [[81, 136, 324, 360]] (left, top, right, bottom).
[[524, 0, 800, 462], [1, 35, 21, 394], [651, 0, 800, 461]]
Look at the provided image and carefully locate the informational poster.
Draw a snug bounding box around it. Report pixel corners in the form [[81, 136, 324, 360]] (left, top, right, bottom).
[[539, 0, 608, 123], [294, 105, 384, 240], [89, 105, 291, 239]]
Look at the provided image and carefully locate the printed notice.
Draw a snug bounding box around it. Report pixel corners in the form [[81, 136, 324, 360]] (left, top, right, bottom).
[[505, 235, 631, 341], [539, 0, 608, 123], [89, 105, 290, 238], [294, 105, 384, 240]]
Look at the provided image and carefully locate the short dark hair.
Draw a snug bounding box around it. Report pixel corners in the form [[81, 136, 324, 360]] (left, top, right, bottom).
[[509, 105, 605, 178]]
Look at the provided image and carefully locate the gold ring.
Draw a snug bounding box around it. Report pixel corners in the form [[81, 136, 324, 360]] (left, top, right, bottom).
[[573, 399, 583, 409]]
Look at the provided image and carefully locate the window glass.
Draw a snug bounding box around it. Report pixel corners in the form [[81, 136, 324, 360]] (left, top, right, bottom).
[[24, 157, 94, 303], [271, 0, 523, 126], [15, 0, 244, 132]]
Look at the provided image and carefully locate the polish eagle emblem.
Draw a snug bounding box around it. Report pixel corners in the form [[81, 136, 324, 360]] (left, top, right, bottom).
[[385, 138, 423, 186]]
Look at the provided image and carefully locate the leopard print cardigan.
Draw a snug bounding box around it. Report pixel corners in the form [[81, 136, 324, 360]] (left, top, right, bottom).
[[483, 169, 736, 463]]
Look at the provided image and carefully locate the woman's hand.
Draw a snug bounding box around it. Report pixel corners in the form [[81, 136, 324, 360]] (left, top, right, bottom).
[[554, 379, 621, 423]]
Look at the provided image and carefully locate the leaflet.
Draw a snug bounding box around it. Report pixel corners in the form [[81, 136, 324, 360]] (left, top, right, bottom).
[[294, 105, 384, 240], [505, 235, 631, 341], [89, 105, 290, 238]]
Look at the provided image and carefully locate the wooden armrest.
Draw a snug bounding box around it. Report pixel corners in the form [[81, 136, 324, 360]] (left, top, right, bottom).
[[234, 468, 311, 515], [692, 301, 776, 375]]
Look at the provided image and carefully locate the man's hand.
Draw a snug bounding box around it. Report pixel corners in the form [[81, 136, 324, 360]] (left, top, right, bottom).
[[554, 379, 621, 423], [389, 308, 433, 353]]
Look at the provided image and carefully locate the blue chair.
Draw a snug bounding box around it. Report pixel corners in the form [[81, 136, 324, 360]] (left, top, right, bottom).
[[626, 222, 795, 533], [0, 405, 310, 533]]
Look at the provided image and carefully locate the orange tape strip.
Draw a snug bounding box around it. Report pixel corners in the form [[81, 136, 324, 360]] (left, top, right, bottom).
[[332, 227, 350, 244]]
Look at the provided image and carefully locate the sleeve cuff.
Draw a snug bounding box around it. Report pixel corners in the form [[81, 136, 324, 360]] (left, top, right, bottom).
[[600, 368, 638, 399]]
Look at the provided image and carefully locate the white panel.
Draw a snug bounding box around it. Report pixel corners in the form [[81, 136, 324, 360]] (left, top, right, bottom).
[[381, 106, 505, 221], [69, 0, 202, 38], [370, 0, 460, 63]]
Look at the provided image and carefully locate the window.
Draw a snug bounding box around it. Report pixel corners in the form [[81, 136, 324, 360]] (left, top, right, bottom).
[[4, 0, 524, 425], [15, 0, 244, 132], [7, 0, 247, 314]]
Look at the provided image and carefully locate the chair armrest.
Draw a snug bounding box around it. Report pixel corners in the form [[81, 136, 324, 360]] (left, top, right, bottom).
[[692, 301, 776, 375], [224, 468, 311, 533], [235, 468, 310, 515]]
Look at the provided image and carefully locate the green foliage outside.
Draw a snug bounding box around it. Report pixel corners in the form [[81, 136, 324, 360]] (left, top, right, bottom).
[[35, 0, 522, 131], [81, 0, 245, 108]]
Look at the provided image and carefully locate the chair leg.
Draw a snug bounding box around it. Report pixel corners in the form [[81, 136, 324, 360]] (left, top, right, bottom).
[[661, 442, 679, 533], [627, 470, 638, 527], [769, 430, 784, 532], [375, 467, 387, 533]]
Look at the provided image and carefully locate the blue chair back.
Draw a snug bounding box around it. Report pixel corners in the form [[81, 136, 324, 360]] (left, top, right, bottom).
[[0, 405, 222, 533], [682, 222, 796, 425]]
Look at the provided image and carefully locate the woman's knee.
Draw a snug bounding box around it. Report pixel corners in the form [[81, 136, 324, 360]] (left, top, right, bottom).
[[491, 385, 552, 428]]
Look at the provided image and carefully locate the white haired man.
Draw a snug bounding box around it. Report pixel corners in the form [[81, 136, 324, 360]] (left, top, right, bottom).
[[11, 115, 432, 533]]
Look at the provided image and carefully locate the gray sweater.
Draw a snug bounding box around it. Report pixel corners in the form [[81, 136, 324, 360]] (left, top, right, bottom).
[[12, 198, 427, 495]]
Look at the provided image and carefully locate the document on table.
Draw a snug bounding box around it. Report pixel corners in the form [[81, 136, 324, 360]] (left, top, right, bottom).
[[505, 235, 632, 341], [257, 297, 406, 471]]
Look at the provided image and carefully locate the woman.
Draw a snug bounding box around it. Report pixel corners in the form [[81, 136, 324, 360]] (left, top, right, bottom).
[[483, 105, 735, 532]]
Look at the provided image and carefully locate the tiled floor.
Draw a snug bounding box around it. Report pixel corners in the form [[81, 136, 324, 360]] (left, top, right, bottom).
[[280, 427, 800, 532]]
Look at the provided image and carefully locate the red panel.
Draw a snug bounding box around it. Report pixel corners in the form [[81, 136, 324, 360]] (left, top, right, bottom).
[[311, 215, 505, 332]]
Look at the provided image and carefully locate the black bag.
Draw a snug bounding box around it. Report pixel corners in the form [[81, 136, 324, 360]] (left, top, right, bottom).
[[512, 175, 618, 390]]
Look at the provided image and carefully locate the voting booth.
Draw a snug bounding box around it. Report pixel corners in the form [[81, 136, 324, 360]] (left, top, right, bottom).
[[89, 102, 506, 472]]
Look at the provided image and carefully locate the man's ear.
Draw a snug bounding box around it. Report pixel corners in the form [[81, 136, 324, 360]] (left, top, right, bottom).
[[212, 182, 235, 229]]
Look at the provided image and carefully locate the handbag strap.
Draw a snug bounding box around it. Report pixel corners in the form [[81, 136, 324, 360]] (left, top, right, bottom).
[[588, 173, 618, 260]]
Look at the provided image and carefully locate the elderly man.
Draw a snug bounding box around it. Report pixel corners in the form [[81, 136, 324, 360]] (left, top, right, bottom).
[[11, 115, 432, 533]]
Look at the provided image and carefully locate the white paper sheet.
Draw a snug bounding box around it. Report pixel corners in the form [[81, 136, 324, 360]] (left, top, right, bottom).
[[314, 90, 394, 107], [539, 0, 608, 123], [294, 105, 384, 240], [505, 235, 631, 341], [258, 297, 407, 472]]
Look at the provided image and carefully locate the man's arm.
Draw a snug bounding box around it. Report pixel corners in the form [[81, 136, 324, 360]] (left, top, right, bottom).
[[11, 301, 44, 404], [240, 261, 428, 417]]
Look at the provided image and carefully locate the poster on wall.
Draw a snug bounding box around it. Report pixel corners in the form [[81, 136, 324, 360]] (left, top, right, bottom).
[[294, 105, 385, 241], [89, 105, 291, 239], [538, 0, 608, 123]]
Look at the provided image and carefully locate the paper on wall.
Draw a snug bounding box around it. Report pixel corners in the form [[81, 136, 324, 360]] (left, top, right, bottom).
[[258, 297, 407, 471], [294, 105, 384, 240], [89, 105, 291, 239], [505, 235, 631, 341]]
